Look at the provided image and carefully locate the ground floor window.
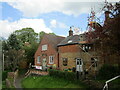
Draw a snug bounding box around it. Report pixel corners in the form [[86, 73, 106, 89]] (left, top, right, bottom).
[[63, 58, 68, 66], [91, 57, 97, 67], [49, 56, 54, 64], [37, 56, 40, 64]]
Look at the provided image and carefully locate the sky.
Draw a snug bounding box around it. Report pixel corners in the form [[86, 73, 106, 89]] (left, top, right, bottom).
[[0, 0, 119, 38]]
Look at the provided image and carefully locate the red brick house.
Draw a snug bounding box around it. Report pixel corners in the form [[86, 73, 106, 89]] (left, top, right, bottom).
[[34, 34, 65, 70]]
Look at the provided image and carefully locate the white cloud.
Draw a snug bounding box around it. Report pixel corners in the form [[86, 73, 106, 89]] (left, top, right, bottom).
[[50, 20, 57, 28], [3, 0, 119, 17], [58, 22, 68, 29], [50, 19, 68, 29], [0, 19, 53, 38]]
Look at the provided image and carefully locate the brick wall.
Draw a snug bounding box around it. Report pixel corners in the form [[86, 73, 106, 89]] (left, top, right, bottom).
[[58, 44, 102, 75], [59, 52, 81, 70], [58, 44, 81, 53], [34, 36, 58, 68]]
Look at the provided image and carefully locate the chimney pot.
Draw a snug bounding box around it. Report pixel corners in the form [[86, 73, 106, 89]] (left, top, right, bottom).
[[69, 27, 73, 36]]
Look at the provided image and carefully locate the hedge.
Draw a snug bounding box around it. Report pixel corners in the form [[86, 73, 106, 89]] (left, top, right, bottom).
[[97, 64, 120, 80], [49, 69, 77, 81]]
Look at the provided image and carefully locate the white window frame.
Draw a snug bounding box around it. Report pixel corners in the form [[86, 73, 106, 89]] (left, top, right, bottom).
[[42, 44, 47, 51], [37, 56, 40, 64], [49, 56, 54, 64]]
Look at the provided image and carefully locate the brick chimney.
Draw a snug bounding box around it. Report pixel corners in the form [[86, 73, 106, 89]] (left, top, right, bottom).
[[69, 27, 73, 36]]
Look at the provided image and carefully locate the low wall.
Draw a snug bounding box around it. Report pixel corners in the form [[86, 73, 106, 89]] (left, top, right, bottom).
[[6, 69, 19, 88], [6, 79, 11, 88]]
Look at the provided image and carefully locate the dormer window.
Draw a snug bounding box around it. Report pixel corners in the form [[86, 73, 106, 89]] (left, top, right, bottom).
[[68, 40, 72, 43], [42, 44, 47, 51]]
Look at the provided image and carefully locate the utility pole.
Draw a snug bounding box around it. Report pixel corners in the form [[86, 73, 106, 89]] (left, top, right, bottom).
[[2, 50, 4, 71]]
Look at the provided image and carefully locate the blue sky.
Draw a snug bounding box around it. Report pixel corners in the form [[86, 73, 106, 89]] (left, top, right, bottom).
[[0, 0, 118, 38]]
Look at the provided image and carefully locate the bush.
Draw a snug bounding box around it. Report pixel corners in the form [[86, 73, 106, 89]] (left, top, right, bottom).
[[2, 71, 8, 81], [49, 69, 76, 81], [97, 64, 119, 80]]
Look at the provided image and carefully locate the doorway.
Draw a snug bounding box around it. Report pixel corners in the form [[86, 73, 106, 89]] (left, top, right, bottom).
[[42, 58, 47, 70], [76, 58, 83, 72]]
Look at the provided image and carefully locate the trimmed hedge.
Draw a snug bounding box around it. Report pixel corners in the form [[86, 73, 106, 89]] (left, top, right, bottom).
[[49, 69, 77, 81], [97, 64, 120, 80]]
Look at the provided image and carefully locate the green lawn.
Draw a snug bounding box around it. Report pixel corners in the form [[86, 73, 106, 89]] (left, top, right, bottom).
[[22, 75, 87, 88]]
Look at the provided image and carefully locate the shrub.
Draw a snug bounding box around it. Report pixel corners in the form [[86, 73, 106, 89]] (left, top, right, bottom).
[[2, 71, 8, 81], [97, 64, 119, 80], [49, 69, 76, 81]]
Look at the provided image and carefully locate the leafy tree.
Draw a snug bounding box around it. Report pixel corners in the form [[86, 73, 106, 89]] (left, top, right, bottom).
[[7, 33, 21, 50], [39, 31, 46, 42], [15, 28, 38, 47], [49, 32, 56, 35], [23, 42, 39, 65], [3, 33, 24, 71], [4, 49, 24, 71]]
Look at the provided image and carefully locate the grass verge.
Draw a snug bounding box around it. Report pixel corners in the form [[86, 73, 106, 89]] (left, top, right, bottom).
[[22, 75, 87, 88]]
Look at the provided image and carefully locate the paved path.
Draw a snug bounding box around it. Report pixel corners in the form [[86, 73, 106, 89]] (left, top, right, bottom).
[[14, 75, 24, 89], [14, 69, 48, 89]]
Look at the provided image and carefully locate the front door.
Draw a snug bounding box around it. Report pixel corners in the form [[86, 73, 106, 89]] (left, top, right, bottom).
[[76, 58, 83, 72], [42, 58, 47, 70]]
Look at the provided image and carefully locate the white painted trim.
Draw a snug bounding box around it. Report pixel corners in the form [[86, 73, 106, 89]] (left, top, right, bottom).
[[49, 56, 54, 64]]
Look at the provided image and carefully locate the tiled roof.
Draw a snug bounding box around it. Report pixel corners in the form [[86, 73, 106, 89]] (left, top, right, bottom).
[[57, 35, 80, 46], [44, 34, 65, 50]]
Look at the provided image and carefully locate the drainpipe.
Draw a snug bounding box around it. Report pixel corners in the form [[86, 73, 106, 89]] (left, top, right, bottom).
[[58, 53, 59, 68]]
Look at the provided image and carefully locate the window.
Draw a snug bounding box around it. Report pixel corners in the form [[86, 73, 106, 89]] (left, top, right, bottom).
[[68, 40, 72, 43], [49, 56, 54, 64], [37, 56, 40, 64], [63, 58, 68, 66], [91, 58, 97, 67], [42, 44, 47, 51], [76, 58, 83, 65]]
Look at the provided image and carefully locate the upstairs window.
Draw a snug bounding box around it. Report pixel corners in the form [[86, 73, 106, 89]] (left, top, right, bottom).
[[37, 56, 40, 64], [49, 56, 54, 64], [42, 44, 47, 51], [63, 58, 68, 66]]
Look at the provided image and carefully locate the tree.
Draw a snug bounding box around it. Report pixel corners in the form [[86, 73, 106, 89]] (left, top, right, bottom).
[[93, 2, 120, 66], [7, 33, 21, 50], [3, 33, 24, 71], [15, 28, 38, 47], [23, 42, 39, 65], [85, 2, 120, 68], [39, 31, 46, 42], [4, 49, 24, 71]]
